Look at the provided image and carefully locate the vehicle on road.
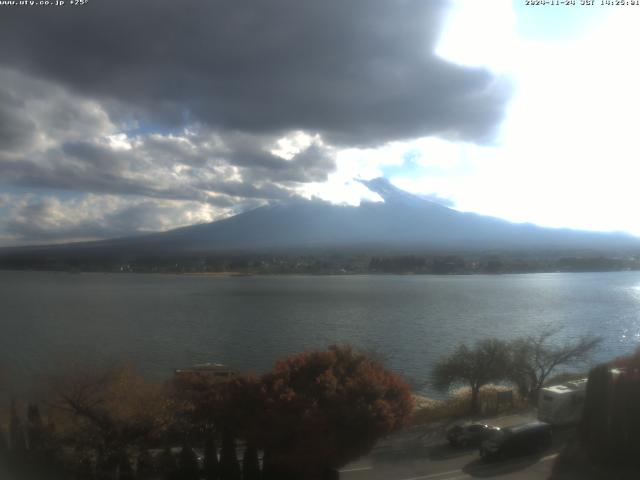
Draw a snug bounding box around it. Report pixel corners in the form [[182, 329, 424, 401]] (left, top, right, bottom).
[[447, 423, 501, 447], [537, 378, 587, 426], [538, 370, 624, 426], [479, 421, 552, 461]]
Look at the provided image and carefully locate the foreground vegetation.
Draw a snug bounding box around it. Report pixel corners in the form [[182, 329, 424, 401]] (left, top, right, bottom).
[[0, 329, 612, 479], [549, 347, 640, 479], [0, 346, 413, 480], [431, 327, 600, 414], [412, 385, 529, 427]]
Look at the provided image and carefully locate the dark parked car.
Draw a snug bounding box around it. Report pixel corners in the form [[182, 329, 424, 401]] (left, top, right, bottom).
[[479, 421, 552, 461], [447, 423, 501, 447]]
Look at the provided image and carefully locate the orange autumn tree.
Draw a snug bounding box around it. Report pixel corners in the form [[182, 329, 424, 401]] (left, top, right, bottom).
[[170, 370, 264, 480], [170, 368, 227, 436], [168, 346, 414, 479], [257, 345, 414, 479], [46, 363, 172, 477]]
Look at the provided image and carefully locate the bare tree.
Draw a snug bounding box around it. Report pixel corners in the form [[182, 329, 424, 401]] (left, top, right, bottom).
[[432, 339, 511, 414], [44, 362, 171, 474], [508, 326, 601, 402]]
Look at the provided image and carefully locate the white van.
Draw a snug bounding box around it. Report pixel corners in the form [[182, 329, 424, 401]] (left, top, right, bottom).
[[537, 378, 587, 426]]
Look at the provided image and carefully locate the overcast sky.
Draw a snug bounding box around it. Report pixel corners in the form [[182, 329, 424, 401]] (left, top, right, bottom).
[[0, 0, 638, 246]]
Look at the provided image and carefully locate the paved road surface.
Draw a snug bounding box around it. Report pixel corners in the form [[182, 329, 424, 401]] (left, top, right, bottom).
[[340, 413, 572, 480]]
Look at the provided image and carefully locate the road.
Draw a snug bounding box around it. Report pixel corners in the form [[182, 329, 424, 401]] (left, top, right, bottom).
[[340, 413, 573, 480]]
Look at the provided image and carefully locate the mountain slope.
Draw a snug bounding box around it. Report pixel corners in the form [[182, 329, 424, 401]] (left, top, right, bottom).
[[1, 178, 639, 259]]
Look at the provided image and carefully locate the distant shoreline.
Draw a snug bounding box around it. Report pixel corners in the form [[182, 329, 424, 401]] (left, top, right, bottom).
[[1, 268, 640, 277], [2, 250, 639, 276]]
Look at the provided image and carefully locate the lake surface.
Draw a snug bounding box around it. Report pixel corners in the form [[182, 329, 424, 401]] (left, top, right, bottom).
[[1, 270, 639, 396]]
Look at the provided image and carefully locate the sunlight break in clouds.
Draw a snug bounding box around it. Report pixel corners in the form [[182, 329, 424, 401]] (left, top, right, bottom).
[[380, 1, 640, 236]]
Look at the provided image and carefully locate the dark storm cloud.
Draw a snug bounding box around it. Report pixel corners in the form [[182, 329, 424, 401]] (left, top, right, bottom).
[[0, 129, 331, 203], [0, 152, 229, 206], [0, 67, 114, 150], [0, 0, 509, 146], [229, 143, 336, 183], [0, 62, 337, 202], [0, 91, 36, 151], [0, 0, 513, 245]]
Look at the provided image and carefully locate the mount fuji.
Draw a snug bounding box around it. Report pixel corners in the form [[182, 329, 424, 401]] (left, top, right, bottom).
[[1, 178, 639, 261]]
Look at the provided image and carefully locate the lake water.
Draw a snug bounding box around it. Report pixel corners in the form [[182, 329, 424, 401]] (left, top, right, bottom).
[[1, 270, 639, 396]]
